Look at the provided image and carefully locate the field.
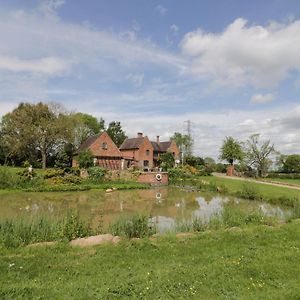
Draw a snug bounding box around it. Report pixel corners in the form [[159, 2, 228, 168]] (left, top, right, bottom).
[[262, 178, 300, 186], [1, 221, 300, 299], [196, 176, 300, 199]]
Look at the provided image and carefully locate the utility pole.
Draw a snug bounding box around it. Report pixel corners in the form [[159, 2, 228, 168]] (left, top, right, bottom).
[[184, 120, 193, 155]]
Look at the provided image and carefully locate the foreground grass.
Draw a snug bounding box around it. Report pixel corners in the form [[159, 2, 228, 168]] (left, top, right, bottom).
[[1, 222, 300, 299]]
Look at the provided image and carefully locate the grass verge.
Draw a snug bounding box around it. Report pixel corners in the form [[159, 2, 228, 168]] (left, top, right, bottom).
[[1, 222, 300, 299]]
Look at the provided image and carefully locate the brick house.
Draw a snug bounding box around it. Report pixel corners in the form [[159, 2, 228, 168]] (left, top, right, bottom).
[[119, 133, 154, 170], [72, 131, 123, 170], [119, 133, 180, 170], [151, 136, 180, 168]]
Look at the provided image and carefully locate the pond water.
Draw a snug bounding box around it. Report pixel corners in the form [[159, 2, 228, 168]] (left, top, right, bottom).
[[0, 187, 291, 232]]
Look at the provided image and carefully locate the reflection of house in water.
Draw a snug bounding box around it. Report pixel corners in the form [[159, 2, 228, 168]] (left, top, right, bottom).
[[193, 196, 225, 222]]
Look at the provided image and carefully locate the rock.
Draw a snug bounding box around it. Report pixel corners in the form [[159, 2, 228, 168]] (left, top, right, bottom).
[[70, 234, 114, 247], [27, 241, 57, 248], [112, 236, 121, 244], [105, 189, 113, 193]]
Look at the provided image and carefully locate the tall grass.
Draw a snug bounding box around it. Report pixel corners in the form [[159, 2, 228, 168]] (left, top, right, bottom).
[[176, 205, 270, 233], [0, 213, 93, 248], [109, 214, 156, 238]]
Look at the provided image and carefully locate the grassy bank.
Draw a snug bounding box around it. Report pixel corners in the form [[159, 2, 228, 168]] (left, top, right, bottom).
[[172, 175, 300, 208], [262, 177, 300, 186], [1, 221, 300, 299]]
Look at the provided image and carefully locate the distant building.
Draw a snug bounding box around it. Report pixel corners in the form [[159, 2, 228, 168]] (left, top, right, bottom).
[[73, 131, 180, 171], [72, 131, 122, 170], [119, 132, 180, 171]]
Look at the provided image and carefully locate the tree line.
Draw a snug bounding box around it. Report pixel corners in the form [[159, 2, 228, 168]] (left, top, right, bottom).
[[0, 102, 126, 168]]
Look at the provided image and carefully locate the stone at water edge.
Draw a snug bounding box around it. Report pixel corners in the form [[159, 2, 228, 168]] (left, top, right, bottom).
[[105, 189, 113, 193], [70, 234, 114, 247]]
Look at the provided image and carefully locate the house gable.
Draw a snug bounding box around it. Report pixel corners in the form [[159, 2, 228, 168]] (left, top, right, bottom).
[[76, 132, 122, 158]]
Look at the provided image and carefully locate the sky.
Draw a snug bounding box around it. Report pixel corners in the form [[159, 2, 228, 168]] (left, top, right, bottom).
[[0, 0, 300, 159]]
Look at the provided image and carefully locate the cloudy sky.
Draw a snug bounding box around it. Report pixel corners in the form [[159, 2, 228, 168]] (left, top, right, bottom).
[[0, 0, 300, 159]]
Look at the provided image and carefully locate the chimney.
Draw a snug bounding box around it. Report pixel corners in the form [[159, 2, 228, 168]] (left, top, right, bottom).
[[156, 136, 160, 144], [137, 132, 143, 138]]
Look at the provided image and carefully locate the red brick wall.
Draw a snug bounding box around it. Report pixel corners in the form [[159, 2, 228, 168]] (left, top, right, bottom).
[[136, 137, 154, 169], [167, 141, 180, 160], [138, 172, 168, 185], [89, 132, 122, 157]]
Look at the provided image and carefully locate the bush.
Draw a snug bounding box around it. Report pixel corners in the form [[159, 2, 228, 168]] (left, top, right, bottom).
[[109, 214, 156, 238], [237, 183, 261, 200], [77, 150, 94, 169], [88, 166, 106, 181], [44, 169, 65, 179], [0, 167, 16, 189]]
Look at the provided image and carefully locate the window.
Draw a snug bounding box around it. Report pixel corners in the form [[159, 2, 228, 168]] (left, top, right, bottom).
[[146, 150, 150, 156], [144, 160, 149, 167], [102, 142, 108, 150]]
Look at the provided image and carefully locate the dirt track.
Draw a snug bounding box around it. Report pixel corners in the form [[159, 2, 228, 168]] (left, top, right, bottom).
[[212, 173, 300, 191]]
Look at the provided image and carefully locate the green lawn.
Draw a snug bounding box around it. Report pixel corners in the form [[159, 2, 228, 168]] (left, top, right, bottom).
[[1, 222, 300, 299], [262, 178, 300, 186], [197, 176, 300, 199]]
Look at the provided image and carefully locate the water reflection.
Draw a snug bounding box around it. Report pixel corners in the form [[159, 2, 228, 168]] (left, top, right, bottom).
[[0, 187, 291, 231]]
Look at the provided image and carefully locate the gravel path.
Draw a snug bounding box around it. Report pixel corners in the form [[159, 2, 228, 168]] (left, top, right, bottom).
[[212, 173, 300, 191]]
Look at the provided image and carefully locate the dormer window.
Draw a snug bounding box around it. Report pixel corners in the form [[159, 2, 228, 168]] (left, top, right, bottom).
[[102, 142, 108, 150]]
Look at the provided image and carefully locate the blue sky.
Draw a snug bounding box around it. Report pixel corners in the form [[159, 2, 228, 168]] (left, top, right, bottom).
[[0, 0, 300, 158]]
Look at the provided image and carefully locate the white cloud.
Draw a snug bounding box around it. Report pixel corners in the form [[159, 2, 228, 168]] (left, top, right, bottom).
[[250, 93, 274, 104], [156, 5, 167, 16], [170, 24, 179, 34], [39, 0, 65, 16], [180, 18, 300, 88], [0, 55, 70, 75]]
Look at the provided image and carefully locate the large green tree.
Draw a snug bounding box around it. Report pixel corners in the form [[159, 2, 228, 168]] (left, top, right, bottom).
[[106, 121, 127, 147], [1, 102, 70, 169], [70, 113, 105, 147], [244, 134, 276, 177], [283, 154, 300, 173], [171, 132, 193, 162], [220, 136, 244, 165]]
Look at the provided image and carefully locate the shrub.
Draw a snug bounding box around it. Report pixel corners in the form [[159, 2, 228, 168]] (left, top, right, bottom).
[[88, 166, 106, 181], [0, 167, 16, 189], [77, 150, 94, 169], [44, 169, 65, 179], [237, 183, 261, 200], [109, 214, 156, 238]]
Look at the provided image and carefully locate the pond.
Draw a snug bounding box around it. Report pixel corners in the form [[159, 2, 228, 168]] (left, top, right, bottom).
[[0, 187, 291, 232]]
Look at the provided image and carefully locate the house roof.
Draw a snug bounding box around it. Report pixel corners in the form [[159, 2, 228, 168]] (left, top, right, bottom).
[[76, 134, 101, 153], [119, 137, 144, 150], [158, 141, 172, 152], [151, 141, 172, 152]]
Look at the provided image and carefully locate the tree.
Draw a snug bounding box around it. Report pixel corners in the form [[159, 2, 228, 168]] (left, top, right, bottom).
[[244, 134, 276, 177], [170, 132, 193, 162], [106, 121, 127, 147], [1, 102, 70, 169], [158, 152, 175, 171], [220, 136, 244, 165], [70, 113, 105, 147], [185, 155, 205, 167], [77, 149, 94, 169], [283, 154, 300, 173]]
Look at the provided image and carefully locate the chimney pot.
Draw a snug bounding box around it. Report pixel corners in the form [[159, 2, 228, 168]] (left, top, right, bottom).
[[156, 136, 160, 144], [137, 132, 143, 138]]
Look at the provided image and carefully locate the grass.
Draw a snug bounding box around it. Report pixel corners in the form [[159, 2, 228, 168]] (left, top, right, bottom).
[[1, 221, 300, 299], [173, 176, 300, 208], [262, 177, 300, 186]]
